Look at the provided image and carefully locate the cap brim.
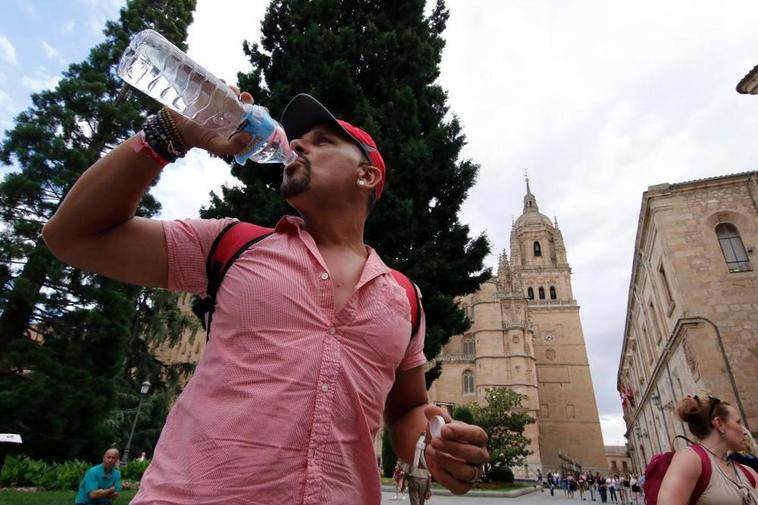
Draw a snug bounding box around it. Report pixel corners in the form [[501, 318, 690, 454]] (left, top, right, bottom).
[[280, 94, 370, 160]]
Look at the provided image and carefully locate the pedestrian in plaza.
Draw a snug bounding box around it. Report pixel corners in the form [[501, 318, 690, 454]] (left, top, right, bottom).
[[407, 434, 432, 505], [537, 468, 544, 491], [629, 474, 641, 505], [75, 448, 121, 505], [393, 460, 407, 500], [43, 89, 490, 505], [547, 472, 556, 496], [657, 396, 758, 504], [608, 475, 618, 503], [578, 473, 588, 500], [620, 473, 630, 504], [568, 475, 577, 498], [598, 474, 608, 503], [588, 472, 597, 501]]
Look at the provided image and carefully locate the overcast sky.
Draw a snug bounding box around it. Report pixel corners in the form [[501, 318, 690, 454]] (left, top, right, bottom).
[[3, 0, 758, 446]]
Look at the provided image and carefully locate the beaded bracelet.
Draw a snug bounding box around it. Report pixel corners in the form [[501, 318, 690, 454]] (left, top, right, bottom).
[[142, 109, 189, 163]]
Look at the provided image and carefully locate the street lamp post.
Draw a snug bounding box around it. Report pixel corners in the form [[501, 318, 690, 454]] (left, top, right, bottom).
[[122, 380, 151, 464]]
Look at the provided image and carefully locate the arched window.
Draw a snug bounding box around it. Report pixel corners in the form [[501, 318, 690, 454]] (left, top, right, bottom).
[[527, 287, 534, 300], [539, 287, 545, 300], [550, 286, 557, 300], [533, 241, 542, 257], [716, 223, 751, 272], [463, 371, 475, 395], [463, 337, 475, 357]]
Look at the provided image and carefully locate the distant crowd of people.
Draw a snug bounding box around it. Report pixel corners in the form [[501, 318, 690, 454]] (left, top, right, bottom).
[[538, 469, 644, 503]]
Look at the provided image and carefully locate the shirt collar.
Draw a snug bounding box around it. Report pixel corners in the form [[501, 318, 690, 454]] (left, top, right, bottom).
[[274, 215, 391, 286]]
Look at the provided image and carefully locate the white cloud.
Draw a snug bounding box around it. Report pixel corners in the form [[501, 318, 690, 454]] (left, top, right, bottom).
[[41, 41, 65, 64], [601, 414, 628, 446], [184, 0, 268, 84], [73, 0, 124, 35], [22, 75, 61, 92], [152, 150, 242, 220], [0, 89, 13, 111], [62, 20, 75, 33], [0, 34, 17, 65]]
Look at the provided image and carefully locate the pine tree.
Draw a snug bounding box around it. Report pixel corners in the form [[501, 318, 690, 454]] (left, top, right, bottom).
[[203, 0, 491, 386], [0, 0, 196, 461]]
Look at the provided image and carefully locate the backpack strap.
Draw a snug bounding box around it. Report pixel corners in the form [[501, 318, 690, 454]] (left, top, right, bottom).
[[689, 444, 712, 505], [192, 221, 274, 338], [191, 221, 423, 342], [737, 463, 758, 488], [389, 269, 421, 339]]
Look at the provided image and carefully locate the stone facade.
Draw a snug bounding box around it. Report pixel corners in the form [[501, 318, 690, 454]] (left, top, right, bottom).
[[428, 181, 608, 477], [617, 172, 758, 473], [605, 446, 633, 475]]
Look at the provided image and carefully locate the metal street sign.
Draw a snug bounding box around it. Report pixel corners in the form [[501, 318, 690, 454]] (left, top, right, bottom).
[[0, 434, 22, 443]]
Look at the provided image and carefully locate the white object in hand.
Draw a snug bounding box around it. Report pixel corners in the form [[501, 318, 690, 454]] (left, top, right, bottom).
[[429, 415, 446, 438]]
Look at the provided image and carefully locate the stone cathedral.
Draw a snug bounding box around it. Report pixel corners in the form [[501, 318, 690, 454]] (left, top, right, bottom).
[[427, 181, 607, 476]]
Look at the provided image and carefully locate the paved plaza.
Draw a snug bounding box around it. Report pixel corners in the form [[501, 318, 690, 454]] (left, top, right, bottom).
[[380, 489, 637, 504]]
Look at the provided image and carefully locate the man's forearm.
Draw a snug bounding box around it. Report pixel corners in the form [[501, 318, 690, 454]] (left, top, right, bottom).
[[387, 403, 428, 464], [43, 136, 164, 250]]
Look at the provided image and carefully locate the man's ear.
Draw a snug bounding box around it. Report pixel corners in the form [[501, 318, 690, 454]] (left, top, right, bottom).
[[357, 164, 382, 191]]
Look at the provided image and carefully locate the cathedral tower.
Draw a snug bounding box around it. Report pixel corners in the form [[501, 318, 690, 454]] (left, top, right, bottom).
[[427, 179, 607, 475]]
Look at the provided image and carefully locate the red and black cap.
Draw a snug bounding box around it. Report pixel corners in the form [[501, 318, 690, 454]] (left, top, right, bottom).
[[280, 93, 386, 199]]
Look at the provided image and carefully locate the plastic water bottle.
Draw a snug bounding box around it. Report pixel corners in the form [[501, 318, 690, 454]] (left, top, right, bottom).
[[117, 29, 296, 166]]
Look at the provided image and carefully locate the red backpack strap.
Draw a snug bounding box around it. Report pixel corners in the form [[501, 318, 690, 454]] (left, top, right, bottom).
[[389, 269, 421, 339], [192, 221, 274, 337], [689, 444, 712, 505], [737, 463, 757, 488]]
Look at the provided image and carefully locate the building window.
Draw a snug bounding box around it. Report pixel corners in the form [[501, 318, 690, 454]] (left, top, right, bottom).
[[550, 286, 557, 300], [658, 263, 674, 310], [534, 241, 542, 257], [622, 461, 629, 472], [463, 337, 475, 357], [716, 223, 752, 272], [463, 371, 475, 395], [527, 287, 534, 300], [649, 301, 663, 345], [539, 287, 545, 300], [541, 404, 549, 418]]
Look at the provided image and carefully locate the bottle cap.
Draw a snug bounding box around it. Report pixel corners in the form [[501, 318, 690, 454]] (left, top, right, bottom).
[[429, 415, 446, 438]]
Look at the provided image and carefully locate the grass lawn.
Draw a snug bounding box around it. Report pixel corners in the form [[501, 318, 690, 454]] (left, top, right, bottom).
[[0, 489, 137, 505]]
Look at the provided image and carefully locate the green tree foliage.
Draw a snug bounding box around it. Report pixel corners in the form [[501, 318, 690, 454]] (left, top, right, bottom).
[[0, 0, 196, 463], [469, 388, 535, 478], [381, 428, 397, 478], [452, 404, 474, 424], [202, 0, 491, 385]]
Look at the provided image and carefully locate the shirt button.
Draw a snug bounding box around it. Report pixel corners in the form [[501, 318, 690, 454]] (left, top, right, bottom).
[[328, 326, 336, 335], [321, 383, 329, 393], [320, 272, 329, 280]]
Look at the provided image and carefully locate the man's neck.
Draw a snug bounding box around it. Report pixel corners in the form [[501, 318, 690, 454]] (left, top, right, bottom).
[[301, 210, 367, 256]]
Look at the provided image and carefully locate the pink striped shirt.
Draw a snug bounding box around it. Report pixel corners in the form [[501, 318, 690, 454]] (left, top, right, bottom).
[[131, 215, 426, 505]]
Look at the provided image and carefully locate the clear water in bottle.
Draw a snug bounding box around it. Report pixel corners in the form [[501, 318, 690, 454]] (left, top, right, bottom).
[[118, 29, 297, 165]]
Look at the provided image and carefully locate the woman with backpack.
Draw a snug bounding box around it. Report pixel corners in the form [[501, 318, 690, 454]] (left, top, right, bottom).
[[657, 396, 758, 504]]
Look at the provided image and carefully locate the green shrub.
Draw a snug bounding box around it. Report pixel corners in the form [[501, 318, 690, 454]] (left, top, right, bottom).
[[487, 464, 514, 483], [121, 459, 151, 480], [0, 456, 91, 490]]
